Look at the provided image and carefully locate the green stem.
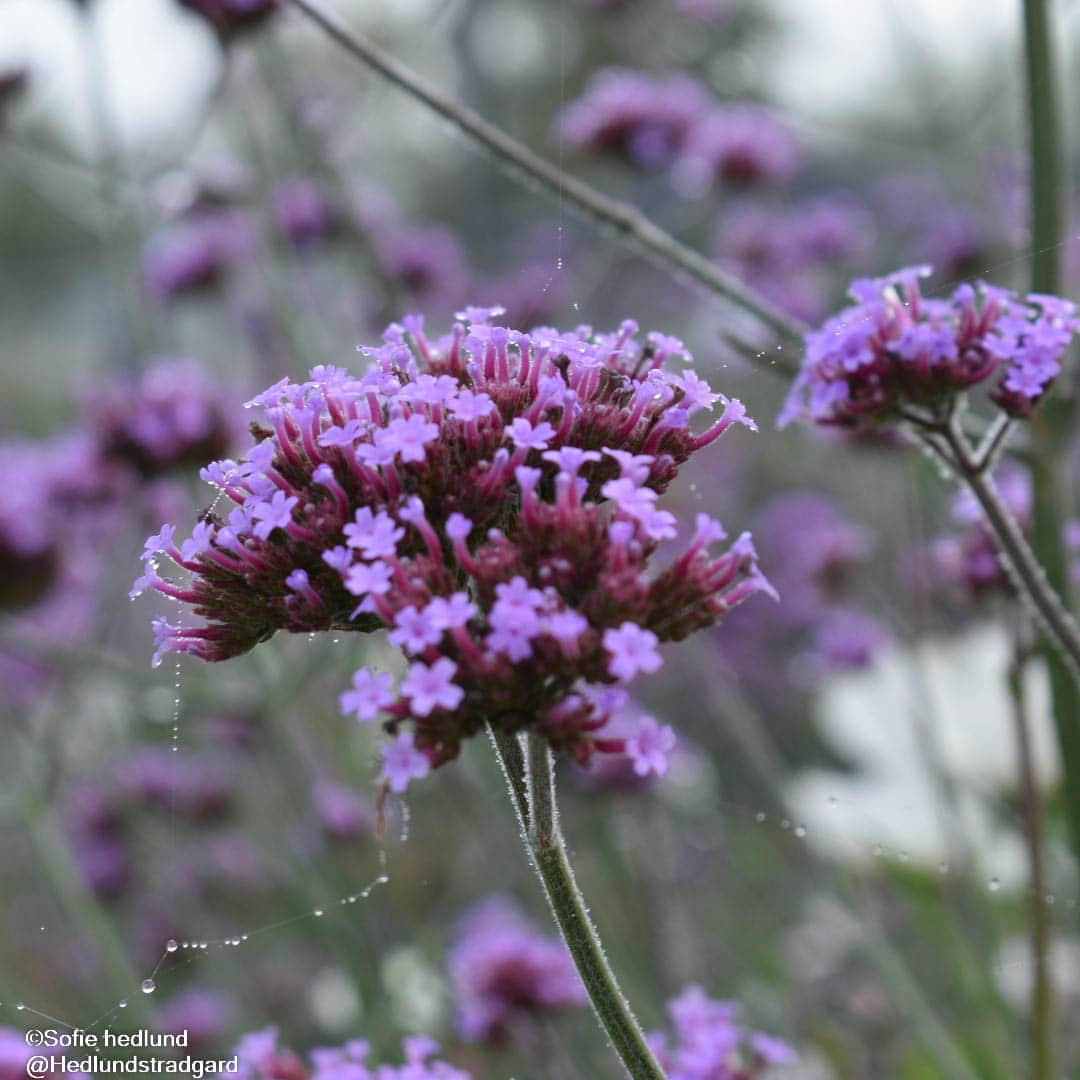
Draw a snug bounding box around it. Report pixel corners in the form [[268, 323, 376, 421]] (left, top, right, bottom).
[[1021, 0, 1080, 866], [1008, 630, 1053, 1080], [282, 0, 807, 351], [490, 732, 667, 1080]]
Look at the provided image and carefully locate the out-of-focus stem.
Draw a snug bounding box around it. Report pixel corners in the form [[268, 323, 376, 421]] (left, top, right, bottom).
[[1007, 632, 1053, 1080], [935, 419, 1080, 670], [490, 731, 667, 1080], [282, 0, 808, 348], [1020, 0, 1080, 868]]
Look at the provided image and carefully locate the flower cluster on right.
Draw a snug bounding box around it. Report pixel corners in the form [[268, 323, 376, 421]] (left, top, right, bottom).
[[780, 264, 1079, 428]]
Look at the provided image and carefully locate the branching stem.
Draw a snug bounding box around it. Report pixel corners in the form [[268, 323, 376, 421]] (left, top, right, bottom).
[[283, 0, 807, 350]]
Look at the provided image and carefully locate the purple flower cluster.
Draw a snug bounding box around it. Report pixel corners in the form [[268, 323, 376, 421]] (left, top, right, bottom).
[[143, 209, 255, 302], [67, 748, 238, 898], [647, 986, 797, 1079], [225, 1028, 468, 1080], [136, 309, 771, 787], [926, 463, 1031, 601], [781, 265, 1080, 428], [91, 358, 236, 477], [0, 435, 117, 613], [273, 179, 339, 250], [560, 69, 796, 185], [449, 896, 587, 1041], [715, 197, 872, 321], [715, 491, 886, 690]]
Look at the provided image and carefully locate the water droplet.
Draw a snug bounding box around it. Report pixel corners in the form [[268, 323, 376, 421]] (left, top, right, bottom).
[[1045, 893, 1056, 906], [988, 877, 1001, 892], [166, 939, 178, 953], [141, 980, 155, 995], [754, 811, 766, 823], [15, 1003, 25, 1012], [780, 818, 791, 830], [793, 824, 807, 839], [313, 908, 325, 918]]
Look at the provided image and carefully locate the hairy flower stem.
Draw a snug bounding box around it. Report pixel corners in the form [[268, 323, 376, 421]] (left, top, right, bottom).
[[1008, 629, 1053, 1080], [490, 731, 667, 1079], [918, 414, 1080, 866], [282, 0, 807, 350]]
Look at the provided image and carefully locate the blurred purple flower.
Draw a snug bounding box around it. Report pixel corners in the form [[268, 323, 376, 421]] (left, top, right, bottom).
[[222, 1028, 469, 1080], [158, 988, 236, 1052], [449, 896, 587, 1041], [559, 69, 712, 167], [312, 780, 373, 842], [91, 358, 236, 477], [273, 179, 338, 250], [648, 985, 797, 1078], [676, 105, 799, 191], [143, 211, 255, 302]]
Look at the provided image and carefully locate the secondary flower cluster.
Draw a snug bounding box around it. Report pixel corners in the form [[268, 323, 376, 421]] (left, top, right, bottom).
[[91, 358, 235, 477], [136, 308, 771, 789], [647, 986, 797, 1080], [225, 1028, 468, 1080], [449, 896, 587, 1041], [780, 265, 1079, 428], [559, 69, 797, 187]]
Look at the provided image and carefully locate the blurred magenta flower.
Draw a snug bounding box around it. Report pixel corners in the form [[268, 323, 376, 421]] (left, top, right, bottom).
[[675, 105, 799, 190], [449, 896, 587, 1041], [647, 985, 796, 1078], [143, 211, 255, 302], [0, 1027, 90, 1080], [226, 1028, 469, 1080], [780, 265, 1079, 428], [272, 179, 339, 250], [91, 359, 236, 478], [136, 309, 772, 789], [559, 69, 712, 167]]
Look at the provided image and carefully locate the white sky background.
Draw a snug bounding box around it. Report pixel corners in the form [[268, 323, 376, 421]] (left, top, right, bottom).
[[0, 0, 1030, 161]]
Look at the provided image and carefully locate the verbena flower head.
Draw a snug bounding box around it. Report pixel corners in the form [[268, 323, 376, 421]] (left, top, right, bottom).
[[559, 69, 712, 167], [273, 179, 338, 250], [647, 986, 797, 1079], [675, 105, 799, 191], [136, 309, 771, 788], [92, 358, 235, 477], [224, 1028, 468, 1080], [449, 896, 587, 1041], [780, 265, 1079, 428]]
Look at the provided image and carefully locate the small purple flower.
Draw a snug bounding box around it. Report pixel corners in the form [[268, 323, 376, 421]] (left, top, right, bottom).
[[603, 623, 663, 682], [625, 716, 677, 777], [340, 669, 396, 722], [382, 731, 431, 793], [401, 658, 465, 716]]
